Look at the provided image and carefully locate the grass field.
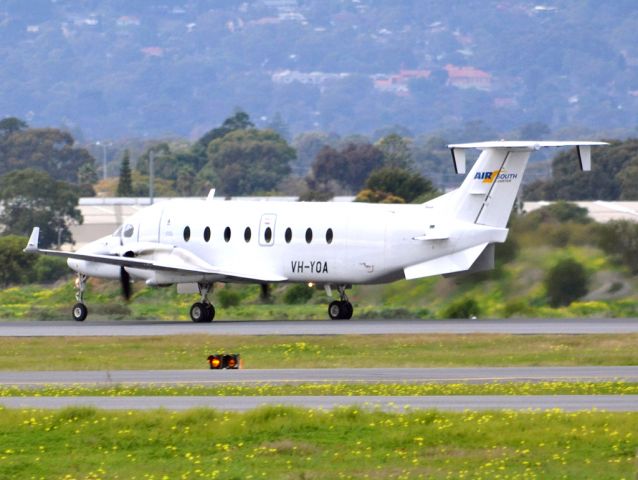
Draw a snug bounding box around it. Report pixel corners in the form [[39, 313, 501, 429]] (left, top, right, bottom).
[[0, 333, 637, 371], [0, 406, 636, 479], [2, 381, 638, 398]]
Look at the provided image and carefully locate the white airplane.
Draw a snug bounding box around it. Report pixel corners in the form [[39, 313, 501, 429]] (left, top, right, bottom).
[[24, 140, 606, 322]]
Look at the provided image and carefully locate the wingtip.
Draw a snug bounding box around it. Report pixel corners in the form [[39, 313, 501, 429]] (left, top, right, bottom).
[[24, 227, 40, 253]]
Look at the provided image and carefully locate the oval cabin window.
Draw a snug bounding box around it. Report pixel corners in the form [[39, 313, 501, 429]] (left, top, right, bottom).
[[305, 228, 313, 244], [326, 228, 333, 244]]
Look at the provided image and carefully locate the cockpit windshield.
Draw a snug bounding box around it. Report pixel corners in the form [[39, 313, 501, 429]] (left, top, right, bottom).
[[112, 226, 123, 237]]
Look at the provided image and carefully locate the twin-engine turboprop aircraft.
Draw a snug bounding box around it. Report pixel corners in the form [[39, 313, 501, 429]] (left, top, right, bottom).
[[24, 141, 605, 322]]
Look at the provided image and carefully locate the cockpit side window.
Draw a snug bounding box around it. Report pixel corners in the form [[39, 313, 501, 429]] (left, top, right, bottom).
[[123, 224, 135, 238]]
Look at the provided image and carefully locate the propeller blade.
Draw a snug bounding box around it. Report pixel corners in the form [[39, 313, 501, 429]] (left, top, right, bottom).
[[120, 267, 132, 301], [260, 283, 270, 301]]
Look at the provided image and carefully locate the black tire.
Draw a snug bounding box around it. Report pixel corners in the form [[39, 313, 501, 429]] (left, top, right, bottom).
[[328, 300, 343, 320], [190, 302, 207, 323], [204, 303, 215, 323], [342, 301, 353, 320], [72, 303, 88, 322]]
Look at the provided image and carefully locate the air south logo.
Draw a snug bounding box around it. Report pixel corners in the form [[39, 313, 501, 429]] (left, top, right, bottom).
[[474, 169, 518, 183]]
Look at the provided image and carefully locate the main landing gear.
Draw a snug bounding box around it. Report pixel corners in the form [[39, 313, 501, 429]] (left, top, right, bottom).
[[72, 274, 88, 322], [328, 285, 353, 320], [190, 283, 215, 323]]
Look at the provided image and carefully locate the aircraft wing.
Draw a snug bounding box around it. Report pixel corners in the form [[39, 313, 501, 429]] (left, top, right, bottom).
[[24, 227, 287, 283]]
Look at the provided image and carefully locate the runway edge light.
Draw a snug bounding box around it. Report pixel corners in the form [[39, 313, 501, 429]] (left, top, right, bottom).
[[208, 353, 240, 369]]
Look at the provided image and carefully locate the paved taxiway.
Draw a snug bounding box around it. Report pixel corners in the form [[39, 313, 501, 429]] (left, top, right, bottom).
[[1, 395, 636, 411], [2, 366, 637, 386], [2, 318, 638, 336]]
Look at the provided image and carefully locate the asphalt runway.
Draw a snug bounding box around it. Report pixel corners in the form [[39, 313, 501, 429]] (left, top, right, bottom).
[[2, 318, 638, 336], [2, 366, 637, 386], [1, 395, 636, 411]]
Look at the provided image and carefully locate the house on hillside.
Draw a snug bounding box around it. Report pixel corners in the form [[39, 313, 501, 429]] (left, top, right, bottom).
[[444, 64, 492, 91]]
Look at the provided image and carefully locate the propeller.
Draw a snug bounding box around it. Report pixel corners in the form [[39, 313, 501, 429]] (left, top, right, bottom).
[[120, 267, 132, 301], [260, 283, 270, 302]]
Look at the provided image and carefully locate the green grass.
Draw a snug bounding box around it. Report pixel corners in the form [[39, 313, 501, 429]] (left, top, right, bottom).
[[0, 406, 636, 479], [1, 334, 638, 371], [2, 381, 638, 397], [2, 243, 638, 321]]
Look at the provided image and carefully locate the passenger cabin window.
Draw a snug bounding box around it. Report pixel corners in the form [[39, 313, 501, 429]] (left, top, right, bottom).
[[123, 224, 135, 238], [264, 227, 272, 243], [204, 226, 211, 242], [285, 228, 292, 243], [224, 227, 231, 242], [183, 226, 191, 242], [326, 228, 334, 244], [244, 227, 252, 243], [305, 228, 313, 244]]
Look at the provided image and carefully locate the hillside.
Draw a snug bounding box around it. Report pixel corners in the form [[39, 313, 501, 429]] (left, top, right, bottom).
[[1, 1, 637, 139]]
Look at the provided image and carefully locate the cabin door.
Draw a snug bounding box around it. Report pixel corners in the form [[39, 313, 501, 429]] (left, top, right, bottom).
[[258, 214, 277, 246]]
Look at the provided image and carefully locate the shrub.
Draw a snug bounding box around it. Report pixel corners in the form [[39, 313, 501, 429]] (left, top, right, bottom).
[[442, 297, 481, 319], [595, 220, 638, 274], [283, 284, 314, 305], [217, 288, 241, 308], [32, 256, 70, 283], [544, 258, 589, 307]]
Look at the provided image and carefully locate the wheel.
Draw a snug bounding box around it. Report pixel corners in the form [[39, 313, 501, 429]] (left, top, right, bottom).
[[328, 300, 343, 320], [190, 302, 207, 323], [342, 301, 353, 320], [204, 303, 215, 323], [72, 303, 88, 322]]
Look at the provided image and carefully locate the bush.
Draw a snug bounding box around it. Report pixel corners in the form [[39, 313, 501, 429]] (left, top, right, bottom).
[[595, 220, 638, 274], [217, 288, 241, 308], [544, 258, 589, 307], [442, 297, 481, 319], [283, 284, 314, 305], [32, 256, 70, 283]]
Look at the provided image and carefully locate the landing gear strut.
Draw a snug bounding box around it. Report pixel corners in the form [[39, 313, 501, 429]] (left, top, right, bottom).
[[72, 274, 88, 322], [190, 283, 215, 323], [328, 285, 353, 320]]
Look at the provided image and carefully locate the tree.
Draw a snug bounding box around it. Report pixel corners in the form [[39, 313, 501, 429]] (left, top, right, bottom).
[[0, 127, 95, 183], [0, 235, 37, 287], [117, 150, 133, 197], [309, 143, 384, 193], [196, 110, 254, 152], [359, 167, 436, 203], [544, 258, 589, 307], [0, 169, 82, 248], [205, 129, 294, 195], [0, 117, 28, 137], [376, 133, 413, 169]]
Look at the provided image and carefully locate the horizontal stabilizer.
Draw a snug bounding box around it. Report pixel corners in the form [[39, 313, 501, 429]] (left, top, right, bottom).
[[444, 243, 495, 277], [404, 243, 488, 280]]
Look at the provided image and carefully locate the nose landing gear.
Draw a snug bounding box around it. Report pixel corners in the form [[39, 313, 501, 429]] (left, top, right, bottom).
[[72, 274, 88, 322], [328, 285, 353, 320], [190, 283, 215, 323]]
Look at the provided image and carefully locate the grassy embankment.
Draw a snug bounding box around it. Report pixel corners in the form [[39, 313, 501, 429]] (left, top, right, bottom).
[[0, 406, 636, 479], [1, 243, 637, 321]]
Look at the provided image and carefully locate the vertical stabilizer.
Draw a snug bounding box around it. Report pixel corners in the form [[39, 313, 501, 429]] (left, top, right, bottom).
[[446, 141, 607, 229]]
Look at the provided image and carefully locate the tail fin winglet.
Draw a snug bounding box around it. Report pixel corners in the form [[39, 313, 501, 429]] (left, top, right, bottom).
[[24, 227, 40, 253]]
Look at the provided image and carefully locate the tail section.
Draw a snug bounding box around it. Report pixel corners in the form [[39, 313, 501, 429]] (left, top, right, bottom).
[[446, 141, 607, 228]]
